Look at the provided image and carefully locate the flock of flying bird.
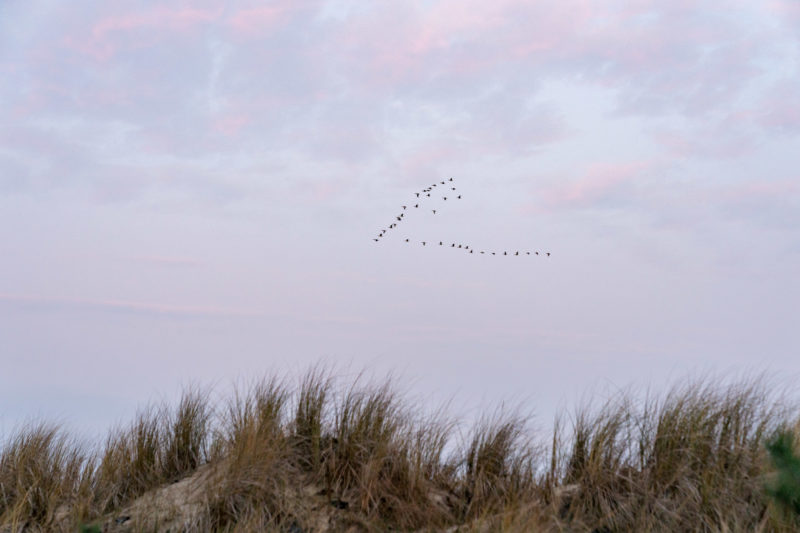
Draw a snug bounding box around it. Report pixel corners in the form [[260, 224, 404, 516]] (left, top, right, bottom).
[[373, 177, 551, 258]]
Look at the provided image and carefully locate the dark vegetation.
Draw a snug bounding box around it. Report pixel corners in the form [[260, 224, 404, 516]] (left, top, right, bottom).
[[1, 369, 798, 532], [766, 428, 800, 519]]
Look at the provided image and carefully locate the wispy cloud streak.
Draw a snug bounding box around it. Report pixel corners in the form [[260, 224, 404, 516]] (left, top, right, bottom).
[[0, 293, 258, 318]]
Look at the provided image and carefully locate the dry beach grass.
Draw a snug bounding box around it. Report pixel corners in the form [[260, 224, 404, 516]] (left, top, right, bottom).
[[1, 369, 799, 532]]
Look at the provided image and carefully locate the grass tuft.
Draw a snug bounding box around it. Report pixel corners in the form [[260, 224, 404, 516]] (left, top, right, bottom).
[[1, 369, 797, 531], [0, 422, 92, 529]]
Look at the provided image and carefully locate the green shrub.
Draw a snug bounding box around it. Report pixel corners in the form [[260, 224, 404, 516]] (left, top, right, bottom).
[[766, 429, 800, 515]]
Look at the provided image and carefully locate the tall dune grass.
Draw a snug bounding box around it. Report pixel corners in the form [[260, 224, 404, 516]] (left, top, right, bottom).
[[1, 369, 797, 532]]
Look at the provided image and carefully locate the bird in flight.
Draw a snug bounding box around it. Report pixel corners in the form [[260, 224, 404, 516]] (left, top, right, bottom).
[[373, 176, 549, 259]]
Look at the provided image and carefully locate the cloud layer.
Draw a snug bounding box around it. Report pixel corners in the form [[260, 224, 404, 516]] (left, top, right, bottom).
[[1, 0, 798, 436]]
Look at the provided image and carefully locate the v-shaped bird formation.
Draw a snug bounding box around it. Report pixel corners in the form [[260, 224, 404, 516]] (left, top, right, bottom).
[[373, 177, 551, 258]]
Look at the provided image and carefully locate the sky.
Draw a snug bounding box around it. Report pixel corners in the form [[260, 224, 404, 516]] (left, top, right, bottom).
[[1, 0, 799, 438]]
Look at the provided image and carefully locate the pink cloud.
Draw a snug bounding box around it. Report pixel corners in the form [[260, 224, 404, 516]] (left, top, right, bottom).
[[92, 7, 220, 37], [722, 179, 799, 201], [364, 1, 574, 86], [212, 114, 250, 136], [538, 160, 652, 210], [292, 175, 354, 202], [310, 181, 348, 202], [129, 255, 201, 267], [409, 0, 519, 54], [399, 143, 461, 181], [66, 6, 221, 61], [713, 177, 800, 229], [225, 6, 287, 36], [767, 0, 800, 20], [755, 80, 800, 136], [759, 103, 800, 135], [329, 1, 765, 117], [651, 111, 758, 159]]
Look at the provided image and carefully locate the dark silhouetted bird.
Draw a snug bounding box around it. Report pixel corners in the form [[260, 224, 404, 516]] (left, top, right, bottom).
[[480, 251, 485, 254], [432, 209, 436, 214], [426, 193, 431, 196], [415, 193, 419, 197], [458, 244, 462, 248], [546, 252, 551, 256], [492, 252, 496, 255], [457, 195, 461, 199], [526, 252, 530, 255], [373, 239, 378, 242], [396, 216, 401, 221], [405, 238, 409, 242], [470, 250, 473, 253], [451, 243, 455, 247], [451, 187, 456, 190], [440, 181, 445, 184], [449, 178, 453, 181], [422, 241, 426, 245], [515, 252, 519, 256], [443, 197, 447, 200], [414, 204, 419, 208], [535, 251, 539, 255], [503, 252, 507, 255], [439, 241, 443, 245]]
